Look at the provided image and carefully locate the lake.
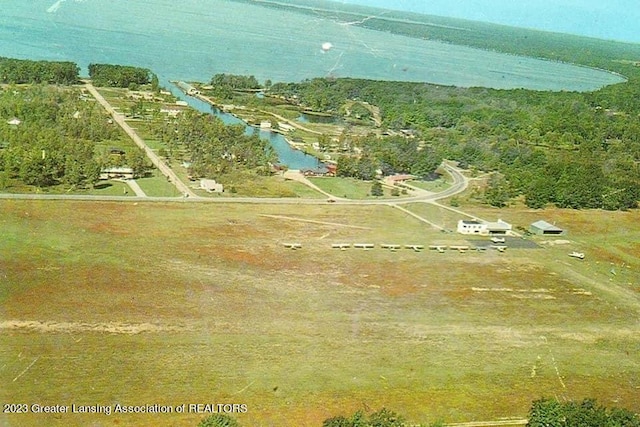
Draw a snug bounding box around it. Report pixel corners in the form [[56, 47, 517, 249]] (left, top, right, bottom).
[[0, 0, 625, 91]]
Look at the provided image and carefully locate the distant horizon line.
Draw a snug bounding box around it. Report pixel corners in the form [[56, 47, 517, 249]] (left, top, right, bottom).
[[244, 0, 640, 44]]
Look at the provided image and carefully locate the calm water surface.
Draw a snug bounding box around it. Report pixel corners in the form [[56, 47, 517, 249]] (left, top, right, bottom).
[[0, 0, 626, 169], [0, 0, 625, 90]]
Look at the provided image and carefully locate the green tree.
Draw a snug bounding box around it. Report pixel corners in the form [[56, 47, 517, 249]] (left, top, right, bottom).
[[322, 408, 407, 427], [410, 147, 442, 178], [150, 73, 160, 92], [527, 398, 640, 427], [198, 414, 240, 427], [527, 398, 565, 427], [371, 180, 383, 197], [126, 148, 149, 178], [484, 173, 514, 208]]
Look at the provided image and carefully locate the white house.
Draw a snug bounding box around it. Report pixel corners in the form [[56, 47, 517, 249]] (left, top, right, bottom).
[[100, 167, 135, 180], [457, 219, 512, 236], [176, 81, 200, 96], [457, 220, 486, 235], [200, 179, 224, 193]]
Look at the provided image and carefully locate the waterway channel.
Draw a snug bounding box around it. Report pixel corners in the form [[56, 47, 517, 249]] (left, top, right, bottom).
[[167, 83, 325, 171]]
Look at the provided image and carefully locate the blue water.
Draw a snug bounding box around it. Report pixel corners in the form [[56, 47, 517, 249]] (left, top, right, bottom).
[[0, 1, 627, 168], [0, 1, 625, 90], [166, 83, 322, 170], [258, 130, 326, 171]]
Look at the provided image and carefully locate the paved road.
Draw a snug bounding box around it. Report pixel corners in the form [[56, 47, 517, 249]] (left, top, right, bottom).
[[4, 83, 471, 206], [125, 179, 147, 197], [0, 164, 469, 205], [84, 83, 198, 198]]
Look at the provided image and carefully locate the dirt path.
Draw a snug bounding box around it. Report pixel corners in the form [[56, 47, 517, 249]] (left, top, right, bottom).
[[552, 261, 640, 313], [260, 214, 372, 229], [282, 170, 338, 199], [0, 320, 188, 334]]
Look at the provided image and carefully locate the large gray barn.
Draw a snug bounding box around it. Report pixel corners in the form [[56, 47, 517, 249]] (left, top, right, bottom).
[[529, 220, 564, 235]]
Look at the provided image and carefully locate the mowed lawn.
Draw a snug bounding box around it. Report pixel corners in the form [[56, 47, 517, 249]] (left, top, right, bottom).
[[1, 200, 639, 426]]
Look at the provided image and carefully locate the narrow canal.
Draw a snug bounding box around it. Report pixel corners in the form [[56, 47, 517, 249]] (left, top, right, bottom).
[[167, 83, 325, 171]]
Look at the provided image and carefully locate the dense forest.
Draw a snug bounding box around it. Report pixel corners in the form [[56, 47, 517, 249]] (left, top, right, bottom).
[[268, 72, 640, 209], [88, 63, 156, 90], [152, 109, 274, 179], [334, 134, 442, 180], [0, 57, 79, 85], [208, 73, 262, 98], [0, 85, 130, 189]]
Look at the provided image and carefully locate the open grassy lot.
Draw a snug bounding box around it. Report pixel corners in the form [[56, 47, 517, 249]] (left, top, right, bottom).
[[1, 200, 639, 426], [308, 177, 407, 199], [136, 170, 184, 197]]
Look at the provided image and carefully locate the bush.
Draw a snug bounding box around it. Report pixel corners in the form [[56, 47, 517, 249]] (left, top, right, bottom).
[[198, 414, 240, 427]]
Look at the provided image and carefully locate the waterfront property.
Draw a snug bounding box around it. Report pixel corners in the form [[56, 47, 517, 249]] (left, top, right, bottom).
[[176, 81, 200, 96]]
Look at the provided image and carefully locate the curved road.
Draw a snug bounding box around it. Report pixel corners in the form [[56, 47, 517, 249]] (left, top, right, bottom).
[[3, 83, 469, 206], [0, 164, 468, 205]]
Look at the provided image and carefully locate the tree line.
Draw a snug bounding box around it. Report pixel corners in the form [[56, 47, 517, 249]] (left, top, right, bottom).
[[0, 85, 132, 189], [527, 398, 640, 427], [153, 109, 274, 179], [335, 134, 442, 180], [196, 399, 640, 426], [0, 57, 79, 85], [88, 63, 155, 89], [206, 73, 263, 99], [269, 73, 640, 209]]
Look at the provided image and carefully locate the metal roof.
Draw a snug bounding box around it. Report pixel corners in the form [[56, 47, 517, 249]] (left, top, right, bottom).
[[530, 220, 563, 231]]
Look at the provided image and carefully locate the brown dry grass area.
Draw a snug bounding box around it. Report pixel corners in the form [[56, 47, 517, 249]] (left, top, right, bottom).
[[1, 200, 640, 426]]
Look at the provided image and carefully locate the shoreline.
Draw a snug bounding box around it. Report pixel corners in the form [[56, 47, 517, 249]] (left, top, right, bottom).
[[172, 82, 326, 170]]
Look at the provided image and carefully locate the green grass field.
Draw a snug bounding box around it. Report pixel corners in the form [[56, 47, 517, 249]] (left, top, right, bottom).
[[1, 200, 639, 426], [408, 177, 452, 192], [136, 171, 184, 197], [308, 177, 403, 199]]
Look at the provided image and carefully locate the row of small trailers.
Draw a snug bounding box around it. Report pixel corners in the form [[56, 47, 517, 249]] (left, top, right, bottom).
[[282, 242, 508, 253]]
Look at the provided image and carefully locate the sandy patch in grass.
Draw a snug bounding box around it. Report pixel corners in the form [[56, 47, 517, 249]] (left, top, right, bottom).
[[0, 320, 189, 334], [540, 239, 572, 245]]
